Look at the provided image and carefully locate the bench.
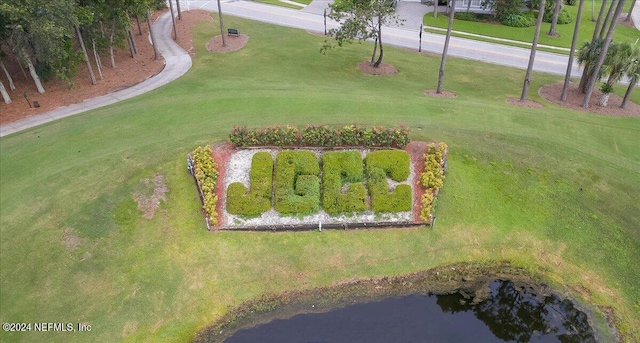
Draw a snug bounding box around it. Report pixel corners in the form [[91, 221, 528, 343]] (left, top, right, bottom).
[[227, 28, 239, 37]]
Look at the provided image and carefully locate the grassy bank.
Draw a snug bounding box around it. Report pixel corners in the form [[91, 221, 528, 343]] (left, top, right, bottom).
[[0, 14, 638, 343]]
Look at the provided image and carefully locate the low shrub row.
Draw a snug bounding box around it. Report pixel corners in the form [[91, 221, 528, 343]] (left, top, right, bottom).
[[322, 151, 366, 214], [229, 124, 410, 148], [365, 150, 412, 213], [226, 152, 273, 216], [274, 151, 321, 215], [454, 12, 480, 22], [419, 143, 447, 222], [192, 145, 219, 225]]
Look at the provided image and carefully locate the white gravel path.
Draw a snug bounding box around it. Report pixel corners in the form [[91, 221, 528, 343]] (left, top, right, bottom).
[[221, 149, 416, 228]]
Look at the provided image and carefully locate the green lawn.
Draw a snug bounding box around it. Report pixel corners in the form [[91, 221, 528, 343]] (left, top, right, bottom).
[[1, 14, 639, 343], [424, 0, 639, 49]]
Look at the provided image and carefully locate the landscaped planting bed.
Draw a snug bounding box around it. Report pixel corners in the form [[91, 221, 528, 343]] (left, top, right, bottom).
[[191, 125, 447, 231], [222, 148, 415, 230]]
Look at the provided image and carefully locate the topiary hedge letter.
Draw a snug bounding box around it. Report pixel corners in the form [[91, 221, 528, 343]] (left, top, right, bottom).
[[226, 152, 273, 216], [365, 150, 412, 213], [322, 151, 366, 214], [274, 151, 320, 215]]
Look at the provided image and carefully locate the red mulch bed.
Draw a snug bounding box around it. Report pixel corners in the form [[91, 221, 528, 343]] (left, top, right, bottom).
[[210, 141, 233, 228], [406, 141, 430, 223]]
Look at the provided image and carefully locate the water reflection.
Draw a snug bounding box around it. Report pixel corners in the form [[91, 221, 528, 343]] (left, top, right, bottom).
[[437, 280, 596, 343], [224, 280, 596, 342]]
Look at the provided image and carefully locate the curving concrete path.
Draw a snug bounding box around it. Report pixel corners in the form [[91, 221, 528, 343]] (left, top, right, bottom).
[[0, 11, 192, 138]]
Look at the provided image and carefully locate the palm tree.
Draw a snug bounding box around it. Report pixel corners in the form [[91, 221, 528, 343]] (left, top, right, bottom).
[[561, 0, 585, 101], [437, 0, 456, 94], [596, 41, 633, 106], [620, 47, 640, 109], [577, 39, 604, 93], [582, 0, 626, 107], [521, 0, 547, 101]]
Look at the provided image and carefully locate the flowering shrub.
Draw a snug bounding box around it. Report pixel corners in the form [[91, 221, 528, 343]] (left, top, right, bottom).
[[229, 124, 410, 148], [192, 145, 219, 225], [419, 142, 447, 222]]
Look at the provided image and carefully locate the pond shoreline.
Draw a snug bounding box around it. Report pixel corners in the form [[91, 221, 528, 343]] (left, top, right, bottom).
[[193, 261, 619, 343]]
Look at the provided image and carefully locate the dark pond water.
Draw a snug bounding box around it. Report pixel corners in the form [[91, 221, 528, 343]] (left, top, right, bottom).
[[225, 280, 596, 343]]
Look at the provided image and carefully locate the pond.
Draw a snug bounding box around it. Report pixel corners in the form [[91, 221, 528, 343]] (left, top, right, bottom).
[[224, 280, 597, 343]]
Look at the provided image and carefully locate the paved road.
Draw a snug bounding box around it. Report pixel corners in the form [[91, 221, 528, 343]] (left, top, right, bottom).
[[188, 0, 581, 75], [1, 0, 638, 137]]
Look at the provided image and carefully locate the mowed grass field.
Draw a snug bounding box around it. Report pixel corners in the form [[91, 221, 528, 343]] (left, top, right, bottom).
[[1, 14, 639, 342]]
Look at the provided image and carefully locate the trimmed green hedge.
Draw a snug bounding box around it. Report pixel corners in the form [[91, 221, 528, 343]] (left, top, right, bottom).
[[226, 152, 273, 216], [229, 124, 410, 148], [274, 151, 320, 215], [192, 145, 219, 224], [322, 151, 366, 214], [365, 150, 411, 213], [419, 143, 447, 222]]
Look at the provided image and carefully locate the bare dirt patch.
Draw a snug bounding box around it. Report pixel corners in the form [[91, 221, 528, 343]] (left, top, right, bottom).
[[357, 61, 398, 75], [173, 10, 214, 57], [539, 82, 640, 116], [62, 229, 82, 250], [506, 98, 544, 109], [423, 89, 457, 98], [206, 34, 249, 53], [133, 174, 169, 219]]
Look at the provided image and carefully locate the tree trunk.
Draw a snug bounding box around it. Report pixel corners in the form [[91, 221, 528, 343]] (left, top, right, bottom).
[[583, 0, 626, 107], [599, 0, 618, 39], [128, 28, 138, 54], [169, 0, 178, 40], [76, 25, 97, 85], [548, 0, 562, 36], [434, 1, 438, 18], [579, 0, 608, 94], [92, 38, 103, 80], [620, 77, 636, 108], [0, 59, 16, 90], [135, 15, 142, 35], [467, 0, 472, 12], [625, 0, 637, 21], [24, 54, 45, 94], [126, 30, 135, 57], [561, 0, 585, 101], [0, 80, 11, 104], [371, 36, 379, 66], [15, 58, 28, 80], [592, 0, 608, 38], [521, 0, 547, 101], [438, 0, 456, 93], [176, 0, 182, 20], [598, 92, 610, 106], [217, 0, 227, 47], [147, 10, 159, 60], [373, 15, 384, 67]]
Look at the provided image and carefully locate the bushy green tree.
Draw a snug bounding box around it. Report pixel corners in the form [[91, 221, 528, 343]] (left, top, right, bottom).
[[323, 0, 402, 68]]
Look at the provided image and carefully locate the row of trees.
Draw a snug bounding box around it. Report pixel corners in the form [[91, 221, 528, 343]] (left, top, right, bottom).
[[325, 0, 638, 110], [0, 0, 168, 104]]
